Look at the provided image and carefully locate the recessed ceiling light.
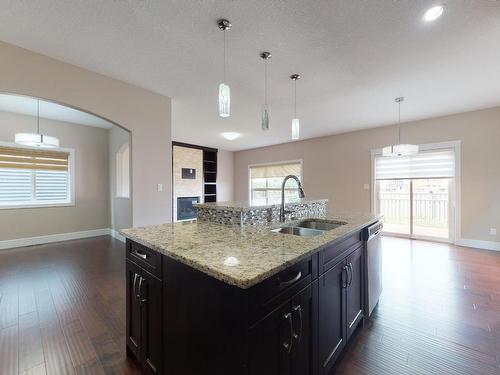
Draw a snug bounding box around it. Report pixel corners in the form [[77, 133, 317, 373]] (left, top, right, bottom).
[[423, 5, 444, 22], [221, 132, 240, 140]]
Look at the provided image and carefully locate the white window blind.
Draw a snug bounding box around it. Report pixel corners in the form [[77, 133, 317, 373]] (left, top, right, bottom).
[[249, 162, 302, 205], [0, 145, 72, 207], [375, 150, 455, 180]]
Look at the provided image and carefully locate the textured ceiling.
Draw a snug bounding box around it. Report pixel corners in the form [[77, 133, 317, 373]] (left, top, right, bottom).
[[0, 0, 499, 150]]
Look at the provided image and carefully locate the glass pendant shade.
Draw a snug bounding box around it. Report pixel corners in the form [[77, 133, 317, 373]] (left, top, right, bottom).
[[291, 118, 300, 140], [219, 83, 230, 118], [382, 97, 418, 157], [261, 105, 270, 131], [15, 133, 60, 148], [382, 144, 419, 157]]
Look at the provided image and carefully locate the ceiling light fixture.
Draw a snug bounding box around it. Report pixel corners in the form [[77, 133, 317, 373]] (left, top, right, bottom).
[[221, 132, 240, 140], [15, 99, 60, 148], [260, 51, 272, 131], [423, 5, 444, 22], [382, 97, 419, 157], [291, 74, 301, 140], [218, 19, 231, 118]]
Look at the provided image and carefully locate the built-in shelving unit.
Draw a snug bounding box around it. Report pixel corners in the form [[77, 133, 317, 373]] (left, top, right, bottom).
[[203, 149, 217, 202]]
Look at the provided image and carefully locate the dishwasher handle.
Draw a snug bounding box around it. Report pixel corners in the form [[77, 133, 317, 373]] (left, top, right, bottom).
[[365, 221, 383, 241]]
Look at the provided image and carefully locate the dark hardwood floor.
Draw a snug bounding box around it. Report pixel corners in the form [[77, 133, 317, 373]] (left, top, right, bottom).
[[0, 236, 141, 375], [337, 237, 500, 375], [0, 235, 499, 374]]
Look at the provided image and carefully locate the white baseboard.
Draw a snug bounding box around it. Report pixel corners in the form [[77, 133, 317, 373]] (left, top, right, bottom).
[[110, 229, 126, 243], [0, 228, 111, 251], [457, 238, 500, 252]]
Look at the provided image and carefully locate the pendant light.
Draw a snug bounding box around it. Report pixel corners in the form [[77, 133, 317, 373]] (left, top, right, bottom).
[[382, 97, 418, 157], [260, 52, 272, 130], [218, 19, 231, 118], [15, 99, 60, 148], [291, 74, 301, 140]]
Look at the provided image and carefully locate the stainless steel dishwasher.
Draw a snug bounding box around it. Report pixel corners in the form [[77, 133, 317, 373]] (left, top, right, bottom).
[[363, 221, 383, 317]]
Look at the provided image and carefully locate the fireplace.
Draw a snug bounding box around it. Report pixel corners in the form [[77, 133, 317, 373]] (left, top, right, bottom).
[[177, 196, 200, 221]]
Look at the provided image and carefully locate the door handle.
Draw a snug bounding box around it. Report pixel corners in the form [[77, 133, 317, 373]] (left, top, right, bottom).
[[292, 305, 303, 344], [282, 312, 293, 354], [138, 277, 147, 304], [133, 273, 139, 299], [348, 263, 353, 287], [342, 265, 348, 288]]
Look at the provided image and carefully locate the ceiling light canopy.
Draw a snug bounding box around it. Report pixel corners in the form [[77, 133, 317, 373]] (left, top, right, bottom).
[[221, 132, 240, 140], [382, 97, 419, 157], [15, 100, 60, 148], [423, 5, 444, 22]]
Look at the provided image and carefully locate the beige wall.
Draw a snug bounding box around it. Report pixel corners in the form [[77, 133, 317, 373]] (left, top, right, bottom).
[[217, 149, 234, 202], [172, 145, 203, 221], [234, 107, 500, 243], [0, 111, 110, 240], [0, 41, 172, 227], [109, 126, 132, 231]]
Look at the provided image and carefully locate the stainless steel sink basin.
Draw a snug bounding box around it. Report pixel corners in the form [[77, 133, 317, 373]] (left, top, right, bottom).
[[295, 219, 347, 231], [272, 226, 324, 237]]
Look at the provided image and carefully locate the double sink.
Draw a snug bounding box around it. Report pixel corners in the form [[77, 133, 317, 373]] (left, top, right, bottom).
[[272, 219, 346, 237]]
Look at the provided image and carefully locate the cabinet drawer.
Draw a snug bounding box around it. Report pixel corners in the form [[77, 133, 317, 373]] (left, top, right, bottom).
[[320, 231, 362, 274], [127, 240, 162, 279], [249, 255, 317, 323]]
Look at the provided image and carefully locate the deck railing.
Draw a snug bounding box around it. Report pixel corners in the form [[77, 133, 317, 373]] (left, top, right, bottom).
[[379, 192, 449, 228]]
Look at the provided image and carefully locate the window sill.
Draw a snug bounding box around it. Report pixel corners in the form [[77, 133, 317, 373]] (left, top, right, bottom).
[[0, 202, 75, 210]]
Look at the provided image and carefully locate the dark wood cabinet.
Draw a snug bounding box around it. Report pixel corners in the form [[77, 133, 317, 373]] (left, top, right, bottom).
[[319, 259, 347, 375], [247, 297, 291, 375], [346, 245, 364, 340], [126, 258, 162, 374], [247, 281, 318, 375], [319, 244, 364, 375], [126, 259, 142, 358], [125, 225, 370, 375]]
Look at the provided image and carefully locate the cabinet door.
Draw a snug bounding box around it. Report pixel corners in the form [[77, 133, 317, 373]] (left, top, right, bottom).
[[247, 299, 292, 375], [126, 260, 142, 358], [291, 281, 318, 375], [318, 260, 347, 375], [139, 272, 163, 375], [346, 245, 364, 340]]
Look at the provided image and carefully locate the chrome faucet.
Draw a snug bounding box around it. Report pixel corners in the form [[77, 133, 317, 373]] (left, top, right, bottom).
[[280, 175, 305, 222]]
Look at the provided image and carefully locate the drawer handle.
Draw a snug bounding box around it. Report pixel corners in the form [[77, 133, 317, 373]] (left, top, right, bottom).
[[277, 271, 302, 287], [134, 249, 148, 260]]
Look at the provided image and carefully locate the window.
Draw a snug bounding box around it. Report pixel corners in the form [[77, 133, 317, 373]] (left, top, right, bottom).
[[373, 148, 456, 241], [0, 144, 73, 208], [249, 161, 302, 205], [116, 142, 130, 198]]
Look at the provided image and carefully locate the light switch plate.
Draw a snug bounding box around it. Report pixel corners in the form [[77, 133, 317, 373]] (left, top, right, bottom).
[[157, 183, 163, 192], [490, 228, 497, 236], [363, 184, 370, 190]]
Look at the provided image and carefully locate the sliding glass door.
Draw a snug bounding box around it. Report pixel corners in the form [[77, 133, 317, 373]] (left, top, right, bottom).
[[374, 150, 455, 243], [377, 178, 451, 240]]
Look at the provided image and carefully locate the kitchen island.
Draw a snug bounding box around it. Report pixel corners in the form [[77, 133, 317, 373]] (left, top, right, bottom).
[[121, 210, 381, 375]]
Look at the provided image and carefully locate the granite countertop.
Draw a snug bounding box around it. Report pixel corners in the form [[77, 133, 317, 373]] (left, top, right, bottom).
[[193, 198, 328, 211], [121, 213, 381, 289]]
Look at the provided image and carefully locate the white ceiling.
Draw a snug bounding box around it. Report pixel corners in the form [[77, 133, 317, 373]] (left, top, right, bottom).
[[0, 94, 113, 129], [0, 1, 499, 151]]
